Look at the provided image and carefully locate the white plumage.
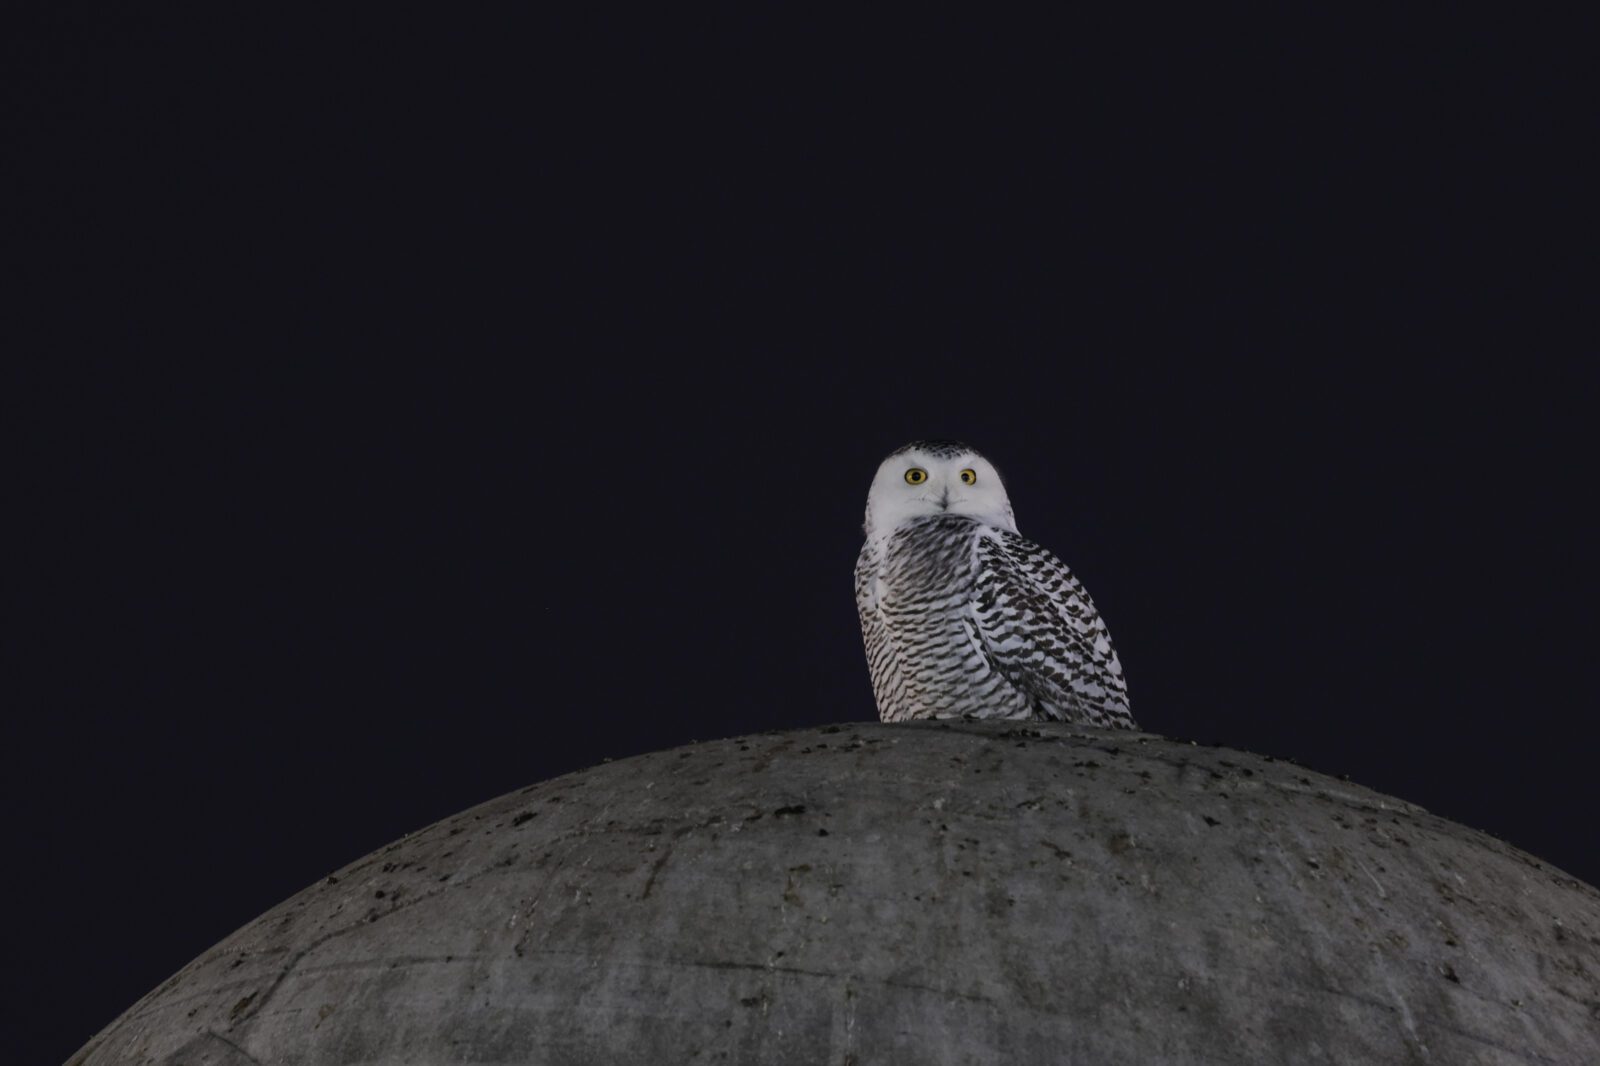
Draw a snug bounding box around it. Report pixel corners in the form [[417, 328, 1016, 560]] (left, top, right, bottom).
[[855, 440, 1135, 728]]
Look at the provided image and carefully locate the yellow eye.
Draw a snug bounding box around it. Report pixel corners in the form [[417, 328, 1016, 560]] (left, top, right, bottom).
[[904, 468, 928, 485], [960, 469, 977, 485]]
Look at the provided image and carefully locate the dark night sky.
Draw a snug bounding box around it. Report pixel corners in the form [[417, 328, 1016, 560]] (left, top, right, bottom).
[[6, 9, 1596, 1063]]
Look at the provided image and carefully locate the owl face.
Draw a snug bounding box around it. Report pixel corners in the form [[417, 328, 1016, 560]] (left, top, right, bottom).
[[863, 440, 1017, 537]]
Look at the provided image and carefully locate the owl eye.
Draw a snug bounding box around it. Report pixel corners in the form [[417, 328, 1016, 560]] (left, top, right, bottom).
[[904, 468, 928, 485], [960, 469, 977, 485]]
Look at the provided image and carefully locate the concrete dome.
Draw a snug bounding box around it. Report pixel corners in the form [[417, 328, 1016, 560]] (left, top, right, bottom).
[[72, 722, 1600, 1064]]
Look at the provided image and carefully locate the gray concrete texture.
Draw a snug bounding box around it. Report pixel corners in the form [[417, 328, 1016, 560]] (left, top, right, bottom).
[[71, 722, 1600, 1064]]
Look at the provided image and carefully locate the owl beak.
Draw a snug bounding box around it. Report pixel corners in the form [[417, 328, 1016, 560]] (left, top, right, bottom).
[[937, 487, 950, 511]]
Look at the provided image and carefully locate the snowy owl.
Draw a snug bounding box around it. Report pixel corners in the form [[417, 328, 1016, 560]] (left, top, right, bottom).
[[855, 440, 1135, 728]]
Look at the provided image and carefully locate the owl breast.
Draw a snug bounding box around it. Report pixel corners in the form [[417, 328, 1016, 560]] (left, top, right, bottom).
[[855, 515, 1035, 722]]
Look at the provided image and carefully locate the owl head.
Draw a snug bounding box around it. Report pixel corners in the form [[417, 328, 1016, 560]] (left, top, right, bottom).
[[863, 440, 1017, 538]]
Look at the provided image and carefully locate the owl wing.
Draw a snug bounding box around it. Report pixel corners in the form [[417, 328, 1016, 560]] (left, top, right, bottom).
[[854, 537, 900, 721], [970, 528, 1135, 728]]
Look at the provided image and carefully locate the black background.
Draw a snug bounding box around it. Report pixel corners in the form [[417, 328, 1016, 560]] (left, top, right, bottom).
[[7, 9, 1595, 1063]]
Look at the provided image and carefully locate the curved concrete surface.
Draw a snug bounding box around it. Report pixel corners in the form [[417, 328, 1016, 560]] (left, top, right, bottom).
[[71, 722, 1600, 1064]]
